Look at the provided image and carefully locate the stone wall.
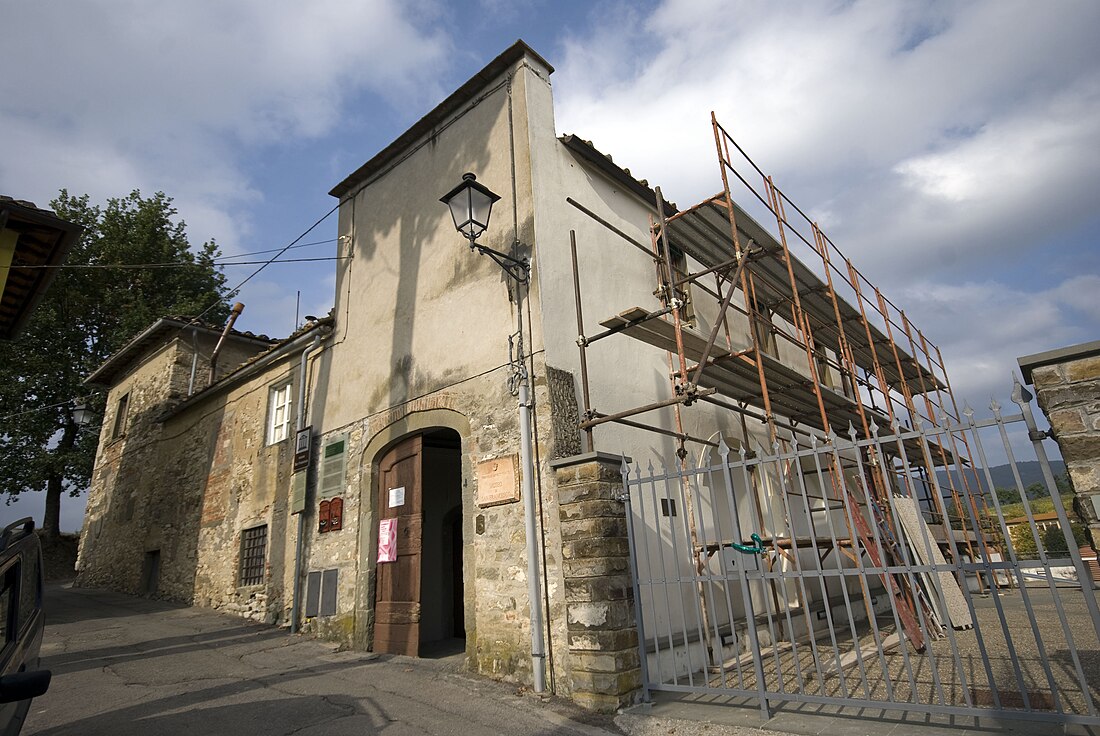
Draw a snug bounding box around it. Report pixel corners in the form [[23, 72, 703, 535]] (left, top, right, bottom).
[[318, 353, 574, 689], [552, 452, 641, 712], [78, 339, 190, 593], [79, 328, 311, 624], [1020, 341, 1100, 548]]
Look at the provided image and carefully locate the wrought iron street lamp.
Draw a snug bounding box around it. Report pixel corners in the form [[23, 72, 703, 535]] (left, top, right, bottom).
[[439, 173, 528, 283], [440, 173, 544, 693], [72, 402, 95, 427]]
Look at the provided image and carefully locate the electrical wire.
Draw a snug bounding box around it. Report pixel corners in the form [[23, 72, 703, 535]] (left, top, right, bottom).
[[190, 203, 340, 325], [14, 256, 348, 269], [0, 392, 102, 422], [214, 238, 337, 260]]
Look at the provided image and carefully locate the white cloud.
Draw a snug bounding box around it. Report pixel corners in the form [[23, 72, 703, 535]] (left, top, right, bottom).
[[0, 0, 449, 252], [553, 0, 1100, 406], [896, 276, 1095, 404]]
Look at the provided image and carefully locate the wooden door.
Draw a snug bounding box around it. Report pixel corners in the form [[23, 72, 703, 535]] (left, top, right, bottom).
[[373, 434, 423, 656]]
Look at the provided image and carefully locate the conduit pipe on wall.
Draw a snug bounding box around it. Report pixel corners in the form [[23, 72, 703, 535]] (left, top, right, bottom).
[[290, 332, 323, 634], [187, 327, 200, 396], [208, 302, 245, 386]]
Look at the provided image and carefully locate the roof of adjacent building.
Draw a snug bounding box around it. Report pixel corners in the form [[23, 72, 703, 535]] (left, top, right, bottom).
[[0, 196, 83, 340], [84, 316, 276, 388], [158, 313, 334, 422], [329, 39, 553, 200], [559, 134, 679, 215]]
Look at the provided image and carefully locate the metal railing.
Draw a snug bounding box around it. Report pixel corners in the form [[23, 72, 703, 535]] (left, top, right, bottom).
[[621, 379, 1100, 724]]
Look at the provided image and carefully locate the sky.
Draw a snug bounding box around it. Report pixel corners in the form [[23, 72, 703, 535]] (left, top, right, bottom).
[[2, 0, 1097, 531]]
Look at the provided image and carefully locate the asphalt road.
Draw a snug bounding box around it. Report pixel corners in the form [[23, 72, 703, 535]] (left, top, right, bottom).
[[25, 583, 628, 736]]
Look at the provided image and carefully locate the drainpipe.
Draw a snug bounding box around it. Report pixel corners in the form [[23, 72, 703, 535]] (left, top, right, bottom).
[[519, 375, 546, 692], [513, 277, 546, 693], [290, 332, 323, 634], [209, 302, 245, 386]]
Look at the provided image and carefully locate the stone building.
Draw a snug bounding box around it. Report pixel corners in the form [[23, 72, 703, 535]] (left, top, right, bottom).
[[78, 40, 966, 710]]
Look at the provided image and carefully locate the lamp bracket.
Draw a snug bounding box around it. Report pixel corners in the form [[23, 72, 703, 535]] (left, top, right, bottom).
[[471, 241, 529, 284]]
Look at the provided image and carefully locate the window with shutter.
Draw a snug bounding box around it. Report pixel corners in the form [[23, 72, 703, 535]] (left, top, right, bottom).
[[267, 382, 293, 444], [319, 436, 347, 498]]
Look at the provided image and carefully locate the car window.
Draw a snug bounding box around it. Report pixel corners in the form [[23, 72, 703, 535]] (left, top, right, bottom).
[[0, 561, 18, 649], [0, 586, 9, 644], [17, 549, 40, 633]]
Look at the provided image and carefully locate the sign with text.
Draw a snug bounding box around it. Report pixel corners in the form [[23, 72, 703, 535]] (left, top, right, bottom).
[[476, 454, 520, 508], [388, 486, 405, 508], [378, 518, 398, 563], [293, 427, 312, 473]]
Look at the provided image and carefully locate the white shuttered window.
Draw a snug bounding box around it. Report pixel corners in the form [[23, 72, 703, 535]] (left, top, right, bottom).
[[267, 383, 293, 444]]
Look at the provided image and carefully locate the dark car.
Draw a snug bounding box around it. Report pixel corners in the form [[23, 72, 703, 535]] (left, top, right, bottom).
[[0, 519, 51, 736]]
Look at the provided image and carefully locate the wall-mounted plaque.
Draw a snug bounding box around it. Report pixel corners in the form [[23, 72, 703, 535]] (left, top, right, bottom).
[[290, 471, 307, 515], [477, 454, 520, 507]]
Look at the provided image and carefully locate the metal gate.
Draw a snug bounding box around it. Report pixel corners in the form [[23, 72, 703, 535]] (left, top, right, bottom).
[[621, 380, 1100, 725]]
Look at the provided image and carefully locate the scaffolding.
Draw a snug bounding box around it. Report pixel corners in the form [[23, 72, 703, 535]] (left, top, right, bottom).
[[566, 114, 998, 655]]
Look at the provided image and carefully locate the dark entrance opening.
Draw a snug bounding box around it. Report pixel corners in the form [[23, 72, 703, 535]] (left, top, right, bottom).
[[419, 428, 464, 657], [141, 549, 160, 597]]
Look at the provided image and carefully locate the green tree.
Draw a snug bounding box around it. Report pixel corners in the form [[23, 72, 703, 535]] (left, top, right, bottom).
[[1009, 523, 1039, 559], [0, 190, 229, 538], [1042, 520, 1088, 556]]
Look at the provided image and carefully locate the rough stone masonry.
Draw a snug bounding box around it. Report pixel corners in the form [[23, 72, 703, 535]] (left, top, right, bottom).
[[551, 452, 642, 712], [1020, 340, 1100, 551]]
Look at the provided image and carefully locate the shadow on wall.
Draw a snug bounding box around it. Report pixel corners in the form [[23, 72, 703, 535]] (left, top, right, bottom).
[[78, 395, 228, 605]]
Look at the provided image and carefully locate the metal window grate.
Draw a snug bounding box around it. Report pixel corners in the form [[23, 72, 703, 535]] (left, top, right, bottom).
[[238, 525, 267, 586]]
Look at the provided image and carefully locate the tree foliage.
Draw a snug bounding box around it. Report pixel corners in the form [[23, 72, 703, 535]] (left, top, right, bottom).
[[1009, 519, 1087, 560], [0, 190, 229, 536]]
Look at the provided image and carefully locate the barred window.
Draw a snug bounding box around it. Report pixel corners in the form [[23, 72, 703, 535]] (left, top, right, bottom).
[[238, 525, 267, 586]]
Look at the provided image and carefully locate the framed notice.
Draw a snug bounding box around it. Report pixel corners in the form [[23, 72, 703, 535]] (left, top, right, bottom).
[[378, 518, 398, 563], [477, 454, 520, 507]]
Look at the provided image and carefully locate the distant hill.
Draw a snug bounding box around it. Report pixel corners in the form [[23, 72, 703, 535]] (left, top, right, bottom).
[[936, 460, 1067, 493]]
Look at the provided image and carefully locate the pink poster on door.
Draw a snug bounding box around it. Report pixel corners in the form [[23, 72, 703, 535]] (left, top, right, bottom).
[[378, 517, 398, 563]]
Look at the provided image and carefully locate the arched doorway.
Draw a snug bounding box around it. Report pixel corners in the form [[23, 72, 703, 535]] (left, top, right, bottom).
[[373, 427, 464, 657]]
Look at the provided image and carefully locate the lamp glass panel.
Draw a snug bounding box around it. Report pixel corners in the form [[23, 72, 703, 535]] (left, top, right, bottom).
[[468, 188, 494, 234], [446, 196, 465, 233]]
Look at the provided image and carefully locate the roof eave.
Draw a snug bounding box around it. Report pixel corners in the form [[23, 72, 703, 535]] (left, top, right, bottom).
[[84, 318, 274, 388], [0, 201, 84, 340], [329, 39, 554, 200], [559, 135, 676, 218]]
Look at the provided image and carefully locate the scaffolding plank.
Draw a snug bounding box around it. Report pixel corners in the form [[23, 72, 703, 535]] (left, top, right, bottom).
[[599, 307, 956, 465], [599, 306, 736, 363], [664, 200, 944, 395]]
